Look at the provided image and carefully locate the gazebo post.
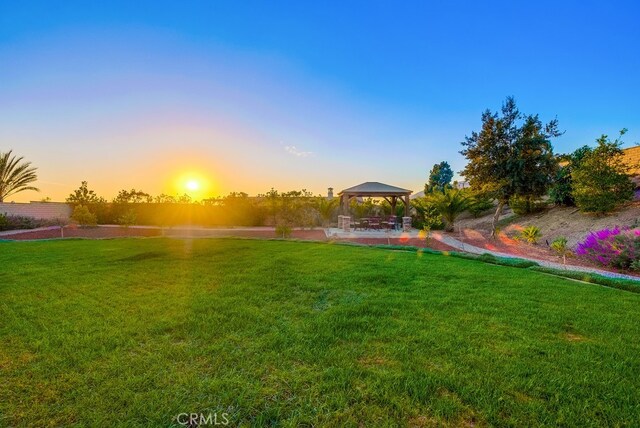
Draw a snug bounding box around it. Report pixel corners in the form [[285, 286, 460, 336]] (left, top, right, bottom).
[[404, 195, 410, 216]]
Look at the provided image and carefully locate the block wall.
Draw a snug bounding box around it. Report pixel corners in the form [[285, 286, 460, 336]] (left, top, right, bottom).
[[0, 202, 72, 220]]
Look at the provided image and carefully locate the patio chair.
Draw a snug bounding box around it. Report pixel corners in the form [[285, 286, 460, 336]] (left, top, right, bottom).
[[360, 218, 370, 230], [369, 217, 380, 230], [386, 216, 397, 230]]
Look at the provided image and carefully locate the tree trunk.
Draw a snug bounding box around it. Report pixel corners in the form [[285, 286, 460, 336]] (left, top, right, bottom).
[[491, 201, 505, 239]]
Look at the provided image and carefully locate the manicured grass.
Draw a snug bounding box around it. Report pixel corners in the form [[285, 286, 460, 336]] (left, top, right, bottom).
[[1, 238, 640, 427]]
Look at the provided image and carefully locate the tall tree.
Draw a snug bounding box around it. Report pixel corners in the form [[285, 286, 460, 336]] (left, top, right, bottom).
[[460, 97, 561, 236], [66, 181, 104, 204], [426, 161, 454, 193], [549, 146, 591, 206], [0, 150, 39, 202], [571, 129, 634, 214], [113, 189, 152, 204]]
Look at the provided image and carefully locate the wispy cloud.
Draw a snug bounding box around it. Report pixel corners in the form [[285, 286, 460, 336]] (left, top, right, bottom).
[[284, 145, 313, 157]]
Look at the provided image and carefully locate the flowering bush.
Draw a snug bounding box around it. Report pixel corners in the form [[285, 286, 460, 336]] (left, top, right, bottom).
[[575, 227, 640, 271]]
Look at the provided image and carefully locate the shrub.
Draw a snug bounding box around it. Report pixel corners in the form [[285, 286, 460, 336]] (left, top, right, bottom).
[[519, 226, 542, 244], [0, 214, 54, 231], [467, 192, 494, 218], [548, 167, 574, 206], [117, 210, 137, 228], [411, 197, 444, 230], [71, 205, 97, 227], [576, 227, 640, 271], [509, 195, 547, 215], [275, 224, 292, 238], [422, 225, 432, 246], [572, 130, 635, 214]]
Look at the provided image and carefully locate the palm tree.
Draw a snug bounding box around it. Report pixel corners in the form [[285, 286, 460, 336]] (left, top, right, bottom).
[[0, 150, 39, 202], [434, 188, 469, 232], [315, 197, 339, 227]]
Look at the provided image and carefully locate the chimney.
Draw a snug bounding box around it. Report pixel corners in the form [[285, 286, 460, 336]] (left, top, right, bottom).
[[327, 187, 334, 199]]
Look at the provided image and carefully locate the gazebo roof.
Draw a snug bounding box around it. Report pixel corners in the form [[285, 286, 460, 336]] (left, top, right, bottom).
[[338, 181, 412, 196]]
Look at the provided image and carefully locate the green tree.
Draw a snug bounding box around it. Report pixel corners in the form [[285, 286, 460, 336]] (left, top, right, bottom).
[[460, 97, 561, 236], [154, 194, 177, 203], [572, 129, 634, 214], [71, 205, 97, 227], [113, 189, 152, 204], [549, 146, 591, 206], [67, 181, 104, 204], [426, 161, 454, 193], [0, 150, 39, 202], [434, 188, 469, 232], [466, 190, 494, 218]]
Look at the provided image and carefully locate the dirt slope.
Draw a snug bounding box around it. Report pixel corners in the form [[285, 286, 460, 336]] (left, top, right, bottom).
[[456, 201, 640, 247]]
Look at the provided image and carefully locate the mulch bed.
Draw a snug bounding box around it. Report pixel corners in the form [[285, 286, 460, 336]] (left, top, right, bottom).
[[3, 227, 161, 240], [450, 229, 640, 278], [2, 227, 328, 241]]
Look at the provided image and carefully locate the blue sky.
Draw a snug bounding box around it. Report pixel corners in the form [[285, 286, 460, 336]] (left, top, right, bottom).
[[1, 1, 639, 200]]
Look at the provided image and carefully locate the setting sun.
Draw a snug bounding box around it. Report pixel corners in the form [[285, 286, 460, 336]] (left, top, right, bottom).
[[170, 171, 214, 200], [186, 180, 200, 191]]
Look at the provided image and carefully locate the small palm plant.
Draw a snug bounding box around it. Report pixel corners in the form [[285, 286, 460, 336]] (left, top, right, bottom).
[[434, 188, 469, 232], [519, 225, 542, 244], [0, 150, 39, 202], [550, 237, 571, 264]]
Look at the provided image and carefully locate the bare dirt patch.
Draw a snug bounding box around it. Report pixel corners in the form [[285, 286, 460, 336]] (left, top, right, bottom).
[[562, 332, 588, 342]]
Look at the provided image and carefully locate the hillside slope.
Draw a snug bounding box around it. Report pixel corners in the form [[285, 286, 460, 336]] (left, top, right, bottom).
[[458, 201, 640, 247]]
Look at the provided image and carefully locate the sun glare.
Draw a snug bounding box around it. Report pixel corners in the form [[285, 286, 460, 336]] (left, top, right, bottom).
[[186, 180, 199, 191], [171, 171, 214, 201]]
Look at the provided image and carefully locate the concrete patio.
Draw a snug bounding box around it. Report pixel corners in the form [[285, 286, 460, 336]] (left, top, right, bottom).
[[324, 227, 422, 239]]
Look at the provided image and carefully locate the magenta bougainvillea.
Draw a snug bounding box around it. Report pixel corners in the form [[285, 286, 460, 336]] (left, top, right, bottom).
[[575, 227, 640, 271]]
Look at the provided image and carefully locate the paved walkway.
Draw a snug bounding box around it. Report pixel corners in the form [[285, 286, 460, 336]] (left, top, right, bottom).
[[430, 232, 640, 282], [0, 226, 61, 237], [324, 228, 421, 239]]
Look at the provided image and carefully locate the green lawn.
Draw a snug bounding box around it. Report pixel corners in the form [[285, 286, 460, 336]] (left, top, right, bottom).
[[1, 238, 639, 427]]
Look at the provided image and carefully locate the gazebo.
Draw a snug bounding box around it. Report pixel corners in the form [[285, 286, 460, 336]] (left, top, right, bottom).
[[338, 181, 412, 216]]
